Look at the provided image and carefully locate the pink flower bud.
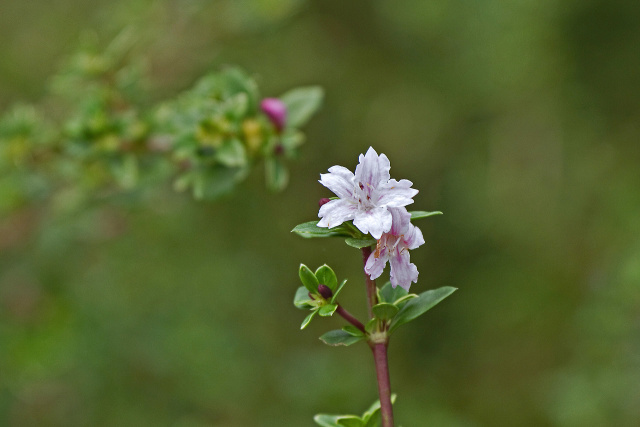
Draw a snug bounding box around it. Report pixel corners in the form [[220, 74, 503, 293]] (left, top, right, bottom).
[[317, 284, 333, 299], [260, 98, 287, 132]]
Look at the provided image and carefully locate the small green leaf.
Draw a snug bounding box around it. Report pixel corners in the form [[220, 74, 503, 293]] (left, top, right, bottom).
[[265, 156, 288, 192], [409, 210, 443, 220], [389, 286, 457, 333], [361, 394, 397, 426], [319, 329, 366, 347], [313, 414, 363, 427], [291, 221, 350, 238], [319, 304, 337, 317], [365, 318, 378, 333], [293, 286, 313, 309], [372, 303, 399, 321], [342, 325, 365, 337], [301, 310, 318, 330], [216, 138, 246, 167], [299, 264, 320, 293], [345, 237, 377, 249], [378, 281, 408, 304], [315, 264, 338, 291], [393, 294, 418, 308], [330, 279, 348, 304], [280, 86, 324, 128]]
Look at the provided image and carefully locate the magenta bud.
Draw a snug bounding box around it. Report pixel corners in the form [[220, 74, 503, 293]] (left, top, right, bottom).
[[318, 198, 331, 207], [260, 98, 287, 132], [317, 284, 333, 299]]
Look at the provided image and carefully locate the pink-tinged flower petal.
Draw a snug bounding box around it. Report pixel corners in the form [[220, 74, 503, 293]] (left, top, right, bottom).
[[389, 250, 419, 291], [317, 199, 357, 228], [388, 207, 411, 235], [353, 207, 392, 240], [378, 180, 418, 208], [365, 250, 387, 280], [405, 223, 425, 250], [355, 147, 390, 187], [319, 166, 355, 199]]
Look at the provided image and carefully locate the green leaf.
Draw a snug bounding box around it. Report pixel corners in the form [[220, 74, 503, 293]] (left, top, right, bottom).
[[342, 325, 365, 337], [365, 318, 378, 333], [293, 286, 313, 309], [319, 329, 366, 347], [315, 264, 338, 291], [389, 286, 457, 333], [313, 414, 363, 427], [291, 221, 351, 238], [330, 279, 348, 304], [345, 237, 376, 249], [378, 281, 408, 305], [216, 138, 247, 167], [319, 304, 337, 317], [191, 166, 243, 200], [361, 394, 397, 426], [280, 86, 324, 128], [299, 264, 320, 293], [409, 210, 443, 220], [372, 303, 399, 321], [265, 156, 288, 192], [301, 310, 318, 330]]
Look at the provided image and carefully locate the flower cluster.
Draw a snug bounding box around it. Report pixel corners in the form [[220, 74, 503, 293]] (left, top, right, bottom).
[[317, 147, 424, 290]]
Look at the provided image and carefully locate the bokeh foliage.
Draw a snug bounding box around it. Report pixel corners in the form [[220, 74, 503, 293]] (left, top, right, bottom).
[[1, 0, 639, 426]]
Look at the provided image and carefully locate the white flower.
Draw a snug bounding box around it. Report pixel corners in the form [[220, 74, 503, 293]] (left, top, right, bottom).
[[317, 147, 418, 239], [365, 207, 424, 291]]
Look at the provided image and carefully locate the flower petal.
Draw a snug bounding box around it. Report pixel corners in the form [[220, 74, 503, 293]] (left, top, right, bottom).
[[355, 147, 390, 187], [317, 199, 357, 228], [319, 166, 355, 199], [389, 249, 419, 291], [405, 223, 425, 250], [377, 179, 418, 208], [388, 207, 411, 235], [365, 250, 387, 280], [353, 207, 392, 239]]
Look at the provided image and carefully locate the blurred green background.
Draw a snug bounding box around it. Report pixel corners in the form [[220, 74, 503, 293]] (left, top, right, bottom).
[[1, 0, 639, 425]]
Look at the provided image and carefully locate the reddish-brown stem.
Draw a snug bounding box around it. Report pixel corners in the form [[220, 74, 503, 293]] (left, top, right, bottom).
[[335, 305, 366, 333], [371, 343, 394, 427], [361, 246, 378, 318]]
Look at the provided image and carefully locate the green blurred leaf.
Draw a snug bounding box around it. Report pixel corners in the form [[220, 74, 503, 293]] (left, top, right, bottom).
[[319, 329, 365, 347], [315, 264, 338, 291], [280, 86, 324, 128], [409, 210, 443, 220], [345, 237, 377, 249], [372, 303, 399, 321], [291, 221, 350, 238], [299, 264, 319, 293], [319, 303, 337, 317], [265, 156, 288, 192], [301, 310, 318, 330], [294, 286, 313, 309], [389, 286, 457, 333], [216, 138, 247, 167]]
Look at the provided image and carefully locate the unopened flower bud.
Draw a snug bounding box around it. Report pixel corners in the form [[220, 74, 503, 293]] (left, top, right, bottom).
[[317, 284, 333, 299], [318, 198, 331, 207], [260, 98, 287, 132]]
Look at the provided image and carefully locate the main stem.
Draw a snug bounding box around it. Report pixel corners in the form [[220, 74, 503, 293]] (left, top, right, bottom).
[[361, 247, 394, 427], [372, 343, 394, 427]]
